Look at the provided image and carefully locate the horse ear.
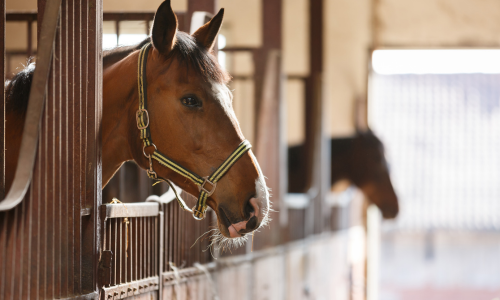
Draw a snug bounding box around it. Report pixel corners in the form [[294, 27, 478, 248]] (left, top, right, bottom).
[[192, 8, 224, 51], [151, 0, 178, 54]]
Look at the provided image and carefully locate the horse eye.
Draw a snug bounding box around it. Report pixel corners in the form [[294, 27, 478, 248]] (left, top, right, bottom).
[[181, 97, 200, 107]]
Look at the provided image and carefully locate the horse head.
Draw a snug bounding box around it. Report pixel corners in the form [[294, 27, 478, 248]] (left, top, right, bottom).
[[102, 0, 270, 246], [351, 130, 399, 218]]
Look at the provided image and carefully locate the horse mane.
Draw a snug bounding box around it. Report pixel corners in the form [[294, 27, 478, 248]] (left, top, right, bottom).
[[5, 61, 35, 116], [330, 131, 384, 153], [102, 38, 151, 69]]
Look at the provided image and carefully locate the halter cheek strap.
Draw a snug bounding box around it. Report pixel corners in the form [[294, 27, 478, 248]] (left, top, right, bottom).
[[136, 42, 252, 220]]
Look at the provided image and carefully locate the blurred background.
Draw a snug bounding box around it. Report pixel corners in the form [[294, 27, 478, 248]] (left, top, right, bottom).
[[3, 0, 500, 299]]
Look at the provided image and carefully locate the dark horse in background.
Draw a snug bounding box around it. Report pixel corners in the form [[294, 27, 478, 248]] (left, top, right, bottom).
[[288, 130, 399, 219]]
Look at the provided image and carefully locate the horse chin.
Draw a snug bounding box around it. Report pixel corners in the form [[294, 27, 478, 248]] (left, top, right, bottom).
[[208, 177, 272, 253], [209, 225, 250, 252]]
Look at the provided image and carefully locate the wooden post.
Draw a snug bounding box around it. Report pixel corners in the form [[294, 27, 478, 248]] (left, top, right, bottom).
[[187, 0, 217, 25], [304, 0, 326, 235], [253, 0, 284, 249]]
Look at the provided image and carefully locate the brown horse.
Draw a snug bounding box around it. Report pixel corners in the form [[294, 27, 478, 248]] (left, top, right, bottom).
[[288, 130, 399, 219], [5, 0, 270, 246]]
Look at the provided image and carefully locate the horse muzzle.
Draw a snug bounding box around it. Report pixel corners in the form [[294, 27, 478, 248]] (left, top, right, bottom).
[[227, 197, 261, 238]]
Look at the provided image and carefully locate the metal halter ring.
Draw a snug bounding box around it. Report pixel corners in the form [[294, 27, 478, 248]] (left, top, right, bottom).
[[192, 207, 206, 220], [198, 177, 217, 196], [143, 143, 157, 158], [136, 109, 150, 130]]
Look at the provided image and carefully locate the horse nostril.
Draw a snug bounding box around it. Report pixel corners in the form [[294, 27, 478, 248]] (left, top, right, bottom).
[[245, 216, 258, 232], [245, 197, 255, 218]]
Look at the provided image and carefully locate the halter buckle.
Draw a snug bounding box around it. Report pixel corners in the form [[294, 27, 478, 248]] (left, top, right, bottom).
[[136, 109, 150, 130], [199, 177, 217, 196]]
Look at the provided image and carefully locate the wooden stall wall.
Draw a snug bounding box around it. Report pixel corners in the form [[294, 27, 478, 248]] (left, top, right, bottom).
[[0, 0, 102, 298]]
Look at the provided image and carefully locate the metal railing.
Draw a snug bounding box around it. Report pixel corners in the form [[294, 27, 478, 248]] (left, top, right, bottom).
[[99, 191, 215, 299], [100, 202, 163, 299]]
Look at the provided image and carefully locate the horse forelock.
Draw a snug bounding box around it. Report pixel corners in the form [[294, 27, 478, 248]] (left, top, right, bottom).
[[104, 32, 230, 86], [165, 32, 230, 84]]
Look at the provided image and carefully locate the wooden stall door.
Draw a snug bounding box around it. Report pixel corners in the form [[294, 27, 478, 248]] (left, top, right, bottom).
[[0, 0, 102, 299]]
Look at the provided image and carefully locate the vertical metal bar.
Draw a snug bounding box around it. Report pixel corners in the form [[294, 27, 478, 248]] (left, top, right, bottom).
[[73, 0, 82, 290], [127, 218, 131, 282], [158, 211, 164, 300], [134, 217, 137, 281], [60, 0, 69, 295], [91, 0, 103, 290], [0, 0, 5, 202], [145, 18, 150, 35], [119, 217, 122, 284], [173, 204, 178, 268], [139, 217, 142, 280], [114, 218, 117, 286], [115, 20, 119, 46], [27, 20, 33, 57], [125, 218, 128, 284], [143, 216, 146, 278], [0, 1, 6, 294], [54, 9, 63, 297], [154, 215, 157, 276], [63, 0, 75, 293], [107, 219, 111, 252], [146, 217, 149, 278]]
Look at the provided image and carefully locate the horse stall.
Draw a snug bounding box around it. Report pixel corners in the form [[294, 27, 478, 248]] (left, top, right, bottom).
[[0, 0, 398, 299]]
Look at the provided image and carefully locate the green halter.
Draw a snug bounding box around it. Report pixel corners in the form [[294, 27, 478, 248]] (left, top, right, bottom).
[[136, 42, 252, 220]]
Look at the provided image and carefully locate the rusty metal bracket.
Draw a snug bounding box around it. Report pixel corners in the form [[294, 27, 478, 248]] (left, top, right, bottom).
[[0, 0, 62, 211]]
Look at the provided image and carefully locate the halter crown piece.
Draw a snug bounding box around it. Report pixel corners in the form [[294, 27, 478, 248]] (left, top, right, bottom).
[[136, 42, 252, 220]]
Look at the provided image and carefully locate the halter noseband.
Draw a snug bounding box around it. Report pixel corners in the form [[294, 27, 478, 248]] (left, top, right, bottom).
[[136, 42, 252, 220]]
